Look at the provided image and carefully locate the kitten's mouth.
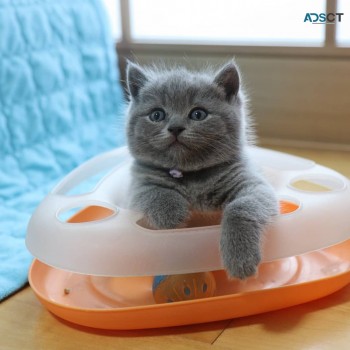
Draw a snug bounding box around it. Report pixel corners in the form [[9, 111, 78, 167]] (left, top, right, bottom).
[[165, 135, 191, 151], [169, 140, 193, 155], [169, 137, 185, 147], [172, 138, 182, 145]]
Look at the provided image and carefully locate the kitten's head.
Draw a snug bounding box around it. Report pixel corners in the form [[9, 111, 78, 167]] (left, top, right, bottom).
[[126, 61, 250, 172]]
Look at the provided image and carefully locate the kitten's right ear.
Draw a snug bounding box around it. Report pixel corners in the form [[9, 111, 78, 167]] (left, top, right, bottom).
[[214, 61, 240, 102], [126, 61, 147, 99]]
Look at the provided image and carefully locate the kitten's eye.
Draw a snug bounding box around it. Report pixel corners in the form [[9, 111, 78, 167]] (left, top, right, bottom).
[[189, 108, 208, 121], [149, 109, 165, 122]]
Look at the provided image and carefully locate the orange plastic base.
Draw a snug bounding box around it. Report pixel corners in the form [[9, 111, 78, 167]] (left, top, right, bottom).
[[28, 200, 350, 329], [29, 238, 350, 330]]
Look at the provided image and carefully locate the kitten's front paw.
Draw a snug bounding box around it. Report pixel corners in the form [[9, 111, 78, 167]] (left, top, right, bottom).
[[220, 221, 262, 279], [142, 190, 189, 229], [221, 242, 261, 279]]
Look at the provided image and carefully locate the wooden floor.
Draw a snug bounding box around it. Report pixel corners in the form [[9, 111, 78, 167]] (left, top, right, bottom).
[[2, 145, 350, 350]]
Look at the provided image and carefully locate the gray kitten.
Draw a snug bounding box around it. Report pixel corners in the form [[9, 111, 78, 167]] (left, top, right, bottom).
[[125, 60, 278, 279]]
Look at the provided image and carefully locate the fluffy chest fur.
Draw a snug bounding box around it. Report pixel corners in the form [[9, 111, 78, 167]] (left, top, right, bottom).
[[132, 159, 246, 211]]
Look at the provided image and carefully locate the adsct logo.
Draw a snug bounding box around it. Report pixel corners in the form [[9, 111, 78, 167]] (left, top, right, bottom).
[[304, 12, 344, 24]]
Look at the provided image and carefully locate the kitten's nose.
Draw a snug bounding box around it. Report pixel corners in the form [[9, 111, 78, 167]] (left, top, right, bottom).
[[168, 126, 185, 137]]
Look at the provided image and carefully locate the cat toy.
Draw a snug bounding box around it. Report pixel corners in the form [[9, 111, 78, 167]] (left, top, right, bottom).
[[26, 146, 350, 330]]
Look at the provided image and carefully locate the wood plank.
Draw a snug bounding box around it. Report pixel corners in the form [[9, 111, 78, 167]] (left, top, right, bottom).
[[1, 288, 229, 350], [215, 284, 350, 350]]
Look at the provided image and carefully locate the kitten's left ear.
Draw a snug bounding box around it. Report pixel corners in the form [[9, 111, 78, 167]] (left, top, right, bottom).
[[214, 61, 240, 102], [126, 61, 147, 99]]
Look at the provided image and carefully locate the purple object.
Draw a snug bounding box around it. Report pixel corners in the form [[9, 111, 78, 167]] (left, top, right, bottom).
[[169, 169, 183, 178]]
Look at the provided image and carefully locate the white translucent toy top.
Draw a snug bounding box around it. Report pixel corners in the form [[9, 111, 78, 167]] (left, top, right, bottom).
[[26, 146, 350, 276]]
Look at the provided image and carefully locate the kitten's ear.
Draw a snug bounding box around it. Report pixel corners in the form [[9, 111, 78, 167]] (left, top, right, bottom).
[[214, 61, 240, 102], [126, 61, 147, 99]]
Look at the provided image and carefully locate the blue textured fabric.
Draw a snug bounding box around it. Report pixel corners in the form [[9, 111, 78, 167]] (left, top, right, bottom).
[[0, 0, 125, 300]]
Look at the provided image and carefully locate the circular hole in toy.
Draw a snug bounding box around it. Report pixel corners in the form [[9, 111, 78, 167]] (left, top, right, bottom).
[[289, 174, 346, 193], [58, 205, 116, 223], [279, 197, 301, 215], [183, 286, 191, 296]]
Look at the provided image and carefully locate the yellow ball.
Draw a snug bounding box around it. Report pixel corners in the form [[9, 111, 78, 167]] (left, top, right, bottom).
[[152, 272, 216, 304]]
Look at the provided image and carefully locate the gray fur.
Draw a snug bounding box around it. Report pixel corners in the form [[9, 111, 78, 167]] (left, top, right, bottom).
[[125, 60, 278, 279]]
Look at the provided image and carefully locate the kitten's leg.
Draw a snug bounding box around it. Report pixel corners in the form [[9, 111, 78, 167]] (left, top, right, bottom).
[[132, 186, 189, 229], [221, 179, 278, 279]]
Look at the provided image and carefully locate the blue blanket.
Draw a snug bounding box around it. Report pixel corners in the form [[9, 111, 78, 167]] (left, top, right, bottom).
[[0, 0, 125, 300]]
